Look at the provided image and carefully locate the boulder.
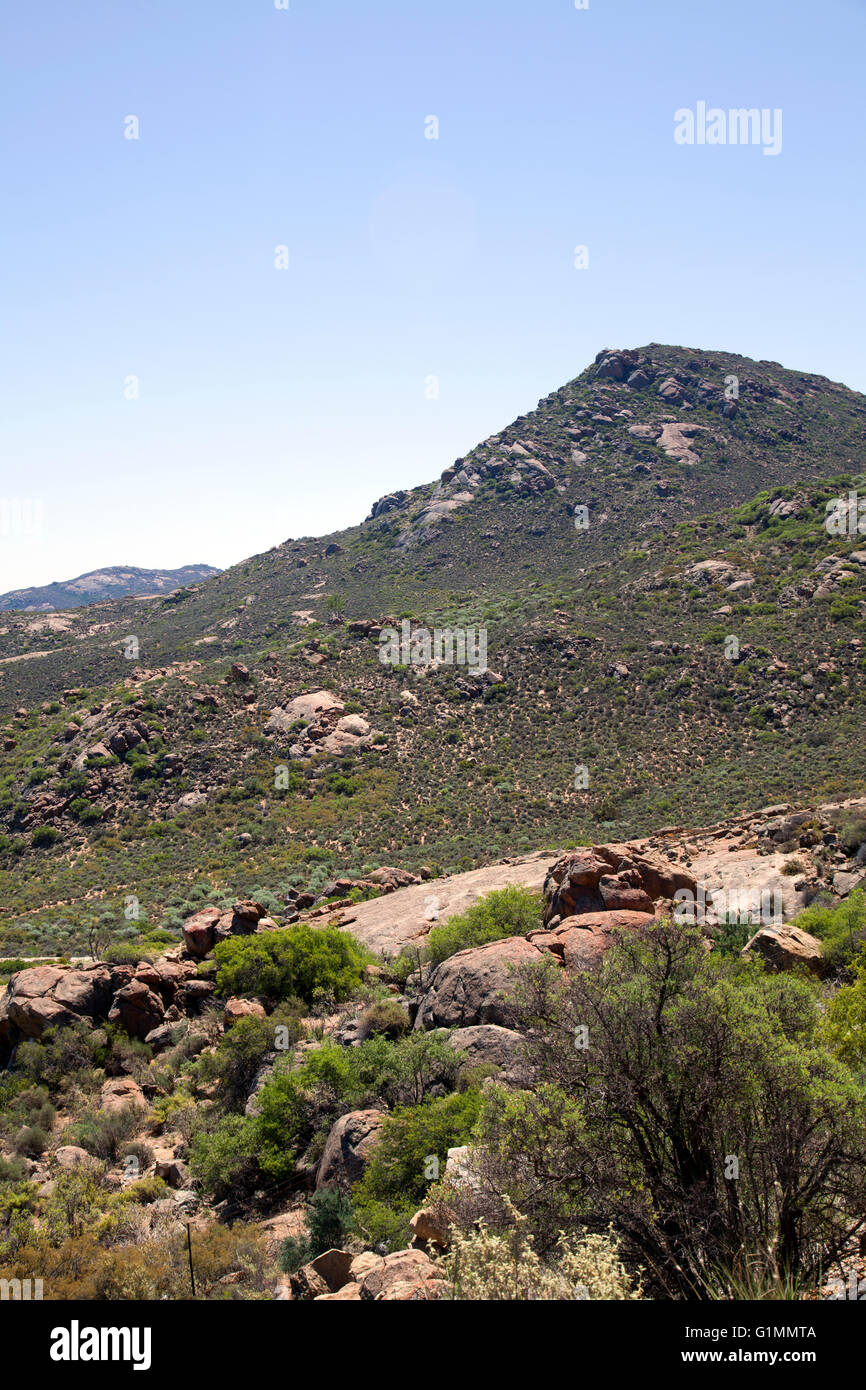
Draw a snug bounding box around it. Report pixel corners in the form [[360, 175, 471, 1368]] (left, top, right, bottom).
[[743, 923, 824, 974], [414, 936, 542, 1030], [315, 1282, 362, 1301], [107, 979, 165, 1039], [302, 1248, 354, 1294], [54, 1145, 98, 1170], [99, 1077, 146, 1114], [358, 1249, 445, 1301], [543, 843, 695, 924], [444, 1144, 481, 1192], [349, 1251, 384, 1284], [598, 872, 654, 914], [409, 1206, 452, 1250], [335, 714, 370, 738], [224, 997, 266, 1026], [143, 1022, 177, 1053], [53, 966, 117, 1016], [152, 1150, 190, 1188], [290, 1264, 329, 1300], [528, 911, 654, 970], [366, 865, 421, 891], [316, 1109, 386, 1189], [2, 967, 77, 1039], [181, 907, 222, 957], [446, 1024, 527, 1076], [179, 979, 216, 1011]]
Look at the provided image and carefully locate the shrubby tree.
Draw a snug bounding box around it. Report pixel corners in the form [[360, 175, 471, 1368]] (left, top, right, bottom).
[[466, 920, 866, 1297]]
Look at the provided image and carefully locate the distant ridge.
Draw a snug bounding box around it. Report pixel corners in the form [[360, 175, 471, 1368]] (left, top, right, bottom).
[[0, 564, 221, 612]]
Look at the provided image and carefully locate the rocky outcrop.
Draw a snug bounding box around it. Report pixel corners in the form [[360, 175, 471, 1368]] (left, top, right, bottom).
[[181, 900, 270, 957], [357, 1248, 445, 1301], [293, 1247, 445, 1301], [108, 978, 165, 1040], [542, 844, 696, 924], [0, 954, 216, 1060], [528, 910, 656, 970], [265, 689, 382, 760], [414, 906, 659, 1032], [0, 962, 128, 1044], [316, 1109, 386, 1190], [411, 840, 699, 1032]]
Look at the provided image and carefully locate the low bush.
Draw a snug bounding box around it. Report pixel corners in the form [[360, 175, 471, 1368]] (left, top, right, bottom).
[[424, 887, 543, 968], [444, 1204, 641, 1300], [213, 924, 370, 1005]]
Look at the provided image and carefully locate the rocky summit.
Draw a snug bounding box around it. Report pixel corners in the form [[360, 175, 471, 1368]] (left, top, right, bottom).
[[1, 344, 865, 1304]]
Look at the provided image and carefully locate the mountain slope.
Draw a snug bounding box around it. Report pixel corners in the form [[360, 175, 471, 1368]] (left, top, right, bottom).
[[0, 564, 221, 612], [0, 343, 863, 952]]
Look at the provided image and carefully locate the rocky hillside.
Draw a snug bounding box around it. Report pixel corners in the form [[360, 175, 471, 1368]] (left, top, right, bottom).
[[0, 346, 864, 952], [1, 342, 865, 1301], [1, 798, 864, 1300], [0, 564, 220, 613]]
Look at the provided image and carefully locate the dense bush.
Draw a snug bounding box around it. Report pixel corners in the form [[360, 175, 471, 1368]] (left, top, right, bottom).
[[193, 1004, 306, 1111], [213, 924, 370, 1005], [823, 946, 866, 1069], [424, 886, 543, 968], [795, 889, 866, 968], [352, 1089, 482, 1251], [190, 1031, 463, 1200], [463, 920, 866, 1297]]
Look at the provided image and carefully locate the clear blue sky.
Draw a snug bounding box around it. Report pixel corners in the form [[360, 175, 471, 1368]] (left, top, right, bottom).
[[1, 0, 864, 593]]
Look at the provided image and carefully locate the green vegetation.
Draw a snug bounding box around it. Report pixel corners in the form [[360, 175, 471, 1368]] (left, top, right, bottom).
[[423, 886, 543, 968], [213, 924, 372, 1005], [794, 889, 866, 969], [352, 1090, 482, 1250], [462, 921, 866, 1298]]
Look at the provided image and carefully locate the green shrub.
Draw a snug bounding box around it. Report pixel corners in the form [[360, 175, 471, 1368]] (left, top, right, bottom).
[[188, 1114, 259, 1200], [31, 826, 60, 849], [795, 889, 866, 968], [823, 947, 866, 1069], [352, 1090, 483, 1251], [214, 924, 370, 1005], [424, 887, 543, 968], [194, 1005, 305, 1111], [278, 1188, 354, 1274]]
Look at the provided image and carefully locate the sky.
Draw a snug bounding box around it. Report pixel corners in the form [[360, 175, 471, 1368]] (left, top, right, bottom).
[[1, 0, 865, 593]]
